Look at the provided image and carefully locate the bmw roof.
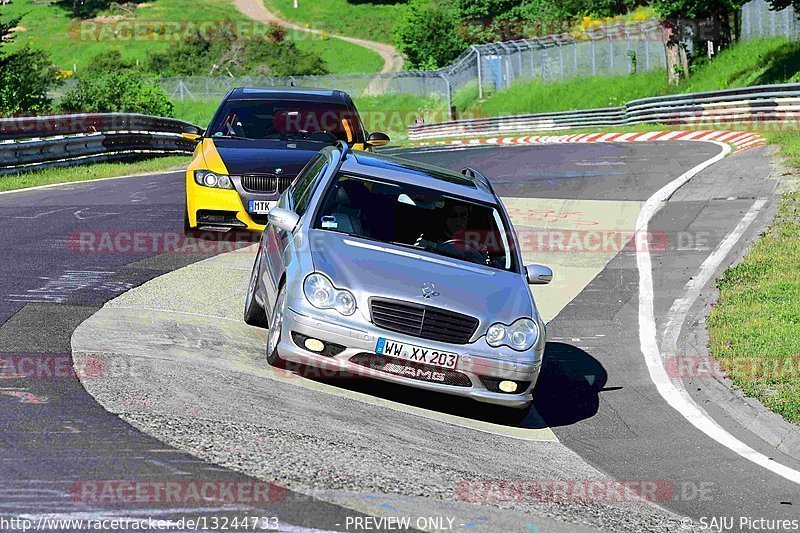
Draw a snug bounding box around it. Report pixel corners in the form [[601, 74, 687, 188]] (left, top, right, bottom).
[[339, 150, 498, 204], [226, 87, 350, 102]]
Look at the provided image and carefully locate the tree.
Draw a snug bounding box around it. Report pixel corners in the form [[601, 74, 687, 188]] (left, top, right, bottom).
[[60, 71, 174, 116], [653, 0, 747, 84], [394, 0, 466, 69], [0, 16, 60, 116], [765, 0, 800, 9]]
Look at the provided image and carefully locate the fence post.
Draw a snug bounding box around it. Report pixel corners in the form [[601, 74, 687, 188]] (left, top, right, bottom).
[[591, 38, 596, 75], [573, 40, 578, 76], [558, 42, 564, 79], [439, 74, 452, 119], [625, 25, 631, 74], [771, 8, 776, 36], [608, 26, 614, 75], [756, 3, 762, 37], [472, 46, 483, 100]]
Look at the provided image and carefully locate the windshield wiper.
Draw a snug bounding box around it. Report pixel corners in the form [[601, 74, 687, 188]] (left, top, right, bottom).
[[213, 134, 252, 140]]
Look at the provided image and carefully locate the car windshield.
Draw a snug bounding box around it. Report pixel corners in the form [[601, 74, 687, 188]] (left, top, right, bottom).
[[208, 99, 361, 142], [313, 173, 515, 272]]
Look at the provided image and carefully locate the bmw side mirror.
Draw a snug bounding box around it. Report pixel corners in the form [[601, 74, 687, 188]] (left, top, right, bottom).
[[267, 207, 299, 232], [525, 264, 553, 285], [181, 125, 203, 142], [367, 132, 390, 147]]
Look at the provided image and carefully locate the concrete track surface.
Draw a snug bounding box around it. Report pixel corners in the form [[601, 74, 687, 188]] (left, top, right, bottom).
[[1, 140, 797, 532]]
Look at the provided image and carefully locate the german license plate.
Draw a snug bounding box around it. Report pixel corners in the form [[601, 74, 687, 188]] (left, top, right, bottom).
[[375, 338, 458, 369], [248, 200, 275, 214]]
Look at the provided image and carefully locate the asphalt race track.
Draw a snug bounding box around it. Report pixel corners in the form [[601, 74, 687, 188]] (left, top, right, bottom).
[[1, 140, 798, 532]]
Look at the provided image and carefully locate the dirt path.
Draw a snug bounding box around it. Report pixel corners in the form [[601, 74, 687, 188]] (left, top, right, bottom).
[[233, 0, 404, 74]]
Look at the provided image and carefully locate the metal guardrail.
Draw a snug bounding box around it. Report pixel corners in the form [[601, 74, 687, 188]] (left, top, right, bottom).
[[0, 113, 201, 175], [407, 84, 800, 140]]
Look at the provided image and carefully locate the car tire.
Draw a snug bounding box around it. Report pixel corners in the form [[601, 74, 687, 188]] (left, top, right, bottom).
[[266, 284, 287, 367], [243, 251, 268, 328]]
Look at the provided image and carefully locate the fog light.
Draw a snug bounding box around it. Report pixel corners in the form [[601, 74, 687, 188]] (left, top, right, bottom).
[[498, 380, 518, 393], [304, 338, 325, 352]]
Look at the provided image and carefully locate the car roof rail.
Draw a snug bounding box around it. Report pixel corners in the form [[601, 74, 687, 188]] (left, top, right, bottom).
[[337, 140, 350, 161], [462, 167, 493, 193]]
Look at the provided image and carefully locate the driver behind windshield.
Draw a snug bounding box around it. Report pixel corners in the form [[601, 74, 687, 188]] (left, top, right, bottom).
[[315, 175, 512, 271], [209, 100, 357, 142]]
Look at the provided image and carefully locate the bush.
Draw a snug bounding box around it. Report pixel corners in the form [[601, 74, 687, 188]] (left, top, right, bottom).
[[146, 24, 328, 77], [83, 50, 140, 76], [0, 16, 60, 116], [60, 72, 174, 117], [394, 0, 465, 69]]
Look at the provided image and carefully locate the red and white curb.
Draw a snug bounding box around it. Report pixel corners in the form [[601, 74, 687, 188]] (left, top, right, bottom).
[[413, 130, 766, 153]]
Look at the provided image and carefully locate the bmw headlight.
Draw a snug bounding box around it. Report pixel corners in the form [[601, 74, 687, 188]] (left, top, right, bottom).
[[485, 318, 539, 351], [194, 170, 233, 189], [303, 273, 356, 316]]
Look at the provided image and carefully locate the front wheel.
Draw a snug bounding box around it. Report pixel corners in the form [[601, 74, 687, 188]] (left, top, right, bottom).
[[266, 284, 287, 367], [243, 251, 268, 327]]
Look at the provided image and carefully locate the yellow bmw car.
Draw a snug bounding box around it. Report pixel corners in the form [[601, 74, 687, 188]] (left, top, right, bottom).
[[183, 87, 389, 231]]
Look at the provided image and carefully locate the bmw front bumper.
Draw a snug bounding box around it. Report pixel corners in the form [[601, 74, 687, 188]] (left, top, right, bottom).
[[275, 306, 543, 408]]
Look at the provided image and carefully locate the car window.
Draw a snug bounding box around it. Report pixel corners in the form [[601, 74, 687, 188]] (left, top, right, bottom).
[[313, 173, 516, 272], [291, 157, 328, 217], [207, 99, 363, 143]]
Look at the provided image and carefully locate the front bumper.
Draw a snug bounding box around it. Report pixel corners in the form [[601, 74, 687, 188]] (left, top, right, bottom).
[[186, 173, 281, 231], [276, 307, 543, 408]]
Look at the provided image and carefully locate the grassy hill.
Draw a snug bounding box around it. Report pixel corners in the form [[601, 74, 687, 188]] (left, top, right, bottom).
[[3, 0, 384, 74], [262, 0, 402, 43]]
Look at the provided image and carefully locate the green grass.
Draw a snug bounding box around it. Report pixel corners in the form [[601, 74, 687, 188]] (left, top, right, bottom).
[[294, 33, 384, 73], [476, 70, 668, 116], [173, 100, 221, 128], [469, 37, 800, 116], [263, 0, 403, 44], [354, 93, 447, 140], [0, 156, 190, 193], [3, 0, 383, 74], [707, 135, 800, 424]]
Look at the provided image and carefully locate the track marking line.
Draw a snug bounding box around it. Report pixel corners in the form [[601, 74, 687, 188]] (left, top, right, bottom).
[[0, 169, 185, 197], [635, 142, 800, 485]]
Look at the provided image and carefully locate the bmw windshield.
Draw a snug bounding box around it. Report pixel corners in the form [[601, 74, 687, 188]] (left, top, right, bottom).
[[313, 173, 517, 272], [208, 100, 362, 143]]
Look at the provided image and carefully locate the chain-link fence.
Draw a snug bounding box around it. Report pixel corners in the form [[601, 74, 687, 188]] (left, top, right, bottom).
[[157, 20, 667, 107], [742, 0, 799, 40], [156, 0, 798, 107]]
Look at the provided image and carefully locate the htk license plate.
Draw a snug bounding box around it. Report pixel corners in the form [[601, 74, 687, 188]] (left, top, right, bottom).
[[248, 200, 275, 214], [375, 338, 459, 369]]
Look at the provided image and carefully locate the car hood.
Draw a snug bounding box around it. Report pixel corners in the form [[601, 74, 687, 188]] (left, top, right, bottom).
[[212, 138, 330, 175], [309, 230, 534, 325]]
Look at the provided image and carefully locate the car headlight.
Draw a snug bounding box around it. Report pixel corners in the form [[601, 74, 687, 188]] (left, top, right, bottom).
[[485, 318, 539, 351], [194, 170, 233, 189], [303, 273, 356, 316]]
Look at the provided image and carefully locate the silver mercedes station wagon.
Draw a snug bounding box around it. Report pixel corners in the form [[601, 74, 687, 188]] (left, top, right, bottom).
[[244, 142, 553, 410]]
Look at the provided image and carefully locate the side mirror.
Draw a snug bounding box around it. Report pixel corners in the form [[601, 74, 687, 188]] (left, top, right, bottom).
[[181, 132, 202, 142], [367, 131, 390, 147], [525, 264, 553, 285], [268, 207, 300, 232]]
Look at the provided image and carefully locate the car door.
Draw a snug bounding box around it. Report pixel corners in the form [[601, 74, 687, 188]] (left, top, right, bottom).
[[262, 154, 329, 311]]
